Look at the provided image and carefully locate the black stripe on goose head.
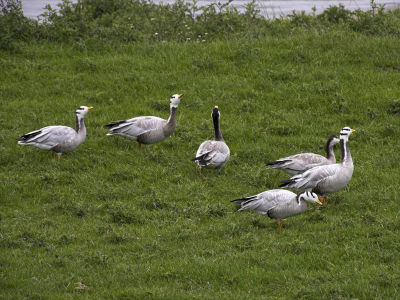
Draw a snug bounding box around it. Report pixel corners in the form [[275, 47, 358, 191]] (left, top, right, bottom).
[[76, 106, 85, 114], [170, 94, 183, 107], [75, 106, 93, 116], [297, 191, 321, 205], [340, 127, 352, 136]]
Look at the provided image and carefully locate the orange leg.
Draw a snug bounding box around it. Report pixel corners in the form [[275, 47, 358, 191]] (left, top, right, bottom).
[[138, 142, 142, 150], [319, 197, 328, 205], [51, 152, 55, 159], [276, 220, 283, 229], [200, 168, 203, 177], [57, 154, 61, 160], [146, 145, 150, 151]]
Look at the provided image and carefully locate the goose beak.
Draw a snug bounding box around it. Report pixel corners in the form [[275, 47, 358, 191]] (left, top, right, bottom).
[[351, 129, 355, 132], [88, 107, 93, 110], [317, 198, 323, 205], [178, 94, 183, 98]]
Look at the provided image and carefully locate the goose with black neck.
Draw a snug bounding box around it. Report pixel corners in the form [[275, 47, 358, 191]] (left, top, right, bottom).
[[192, 106, 230, 176]]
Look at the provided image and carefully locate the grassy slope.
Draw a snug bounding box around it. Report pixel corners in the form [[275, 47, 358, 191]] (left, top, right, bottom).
[[1, 31, 400, 299]]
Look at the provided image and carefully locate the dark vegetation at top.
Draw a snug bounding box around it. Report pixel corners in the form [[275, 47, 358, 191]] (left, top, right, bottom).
[[1, 0, 400, 51]]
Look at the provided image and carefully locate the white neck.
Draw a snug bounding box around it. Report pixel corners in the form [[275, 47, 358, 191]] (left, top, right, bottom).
[[340, 137, 351, 165]]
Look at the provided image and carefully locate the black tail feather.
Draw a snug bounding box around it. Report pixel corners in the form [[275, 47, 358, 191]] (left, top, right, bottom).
[[191, 152, 210, 166], [230, 195, 257, 204], [265, 159, 290, 166], [104, 120, 126, 129], [279, 179, 293, 188], [16, 130, 42, 141]]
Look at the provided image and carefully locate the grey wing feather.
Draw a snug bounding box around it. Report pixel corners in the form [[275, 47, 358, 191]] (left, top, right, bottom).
[[268, 153, 328, 173], [196, 141, 230, 165], [239, 189, 294, 214], [288, 164, 339, 190], [108, 116, 166, 137], [19, 126, 76, 149]]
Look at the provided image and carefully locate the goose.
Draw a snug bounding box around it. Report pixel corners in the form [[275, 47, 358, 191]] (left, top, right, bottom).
[[191, 106, 230, 176], [279, 127, 355, 204], [16, 106, 93, 160], [231, 190, 322, 229], [105, 94, 183, 150], [265, 135, 340, 175]]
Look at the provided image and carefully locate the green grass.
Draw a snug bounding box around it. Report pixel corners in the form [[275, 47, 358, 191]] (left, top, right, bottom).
[[1, 31, 400, 299]]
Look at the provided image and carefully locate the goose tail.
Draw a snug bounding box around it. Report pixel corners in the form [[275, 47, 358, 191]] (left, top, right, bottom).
[[191, 152, 211, 167]]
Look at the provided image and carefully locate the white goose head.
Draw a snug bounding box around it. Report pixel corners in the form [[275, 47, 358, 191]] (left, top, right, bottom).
[[340, 127, 355, 141], [330, 135, 340, 145], [75, 106, 93, 117], [298, 191, 322, 205], [170, 94, 183, 108]]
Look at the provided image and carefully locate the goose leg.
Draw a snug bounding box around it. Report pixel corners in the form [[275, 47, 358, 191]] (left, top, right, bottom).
[[276, 220, 283, 229], [138, 142, 142, 150], [51, 152, 55, 159], [320, 197, 328, 205], [200, 168, 203, 177], [57, 154, 61, 160], [146, 145, 150, 151]]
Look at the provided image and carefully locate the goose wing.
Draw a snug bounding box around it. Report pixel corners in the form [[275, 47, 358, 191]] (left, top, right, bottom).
[[280, 164, 340, 191], [106, 116, 166, 137], [266, 153, 328, 173], [17, 126, 76, 149], [232, 189, 294, 215], [193, 141, 230, 166]]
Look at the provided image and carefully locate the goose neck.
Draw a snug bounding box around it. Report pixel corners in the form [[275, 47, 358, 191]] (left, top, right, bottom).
[[164, 106, 178, 135], [325, 139, 336, 162], [75, 115, 86, 134], [213, 115, 224, 142], [167, 106, 177, 125], [340, 138, 352, 165]]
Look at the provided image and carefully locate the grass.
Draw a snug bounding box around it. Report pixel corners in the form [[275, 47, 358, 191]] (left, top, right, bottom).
[[1, 30, 400, 299]]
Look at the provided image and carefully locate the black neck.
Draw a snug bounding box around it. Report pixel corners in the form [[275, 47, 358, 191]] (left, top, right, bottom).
[[325, 137, 335, 160], [213, 115, 224, 142]]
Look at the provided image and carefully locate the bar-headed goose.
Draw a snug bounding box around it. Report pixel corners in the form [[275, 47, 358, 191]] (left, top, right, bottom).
[[191, 106, 230, 176], [279, 127, 355, 204], [265, 135, 339, 175], [105, 94, 183, 150], [16, 106, 93, 160], [231, 190, 322, 229], [16, 106, 93, 159]]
